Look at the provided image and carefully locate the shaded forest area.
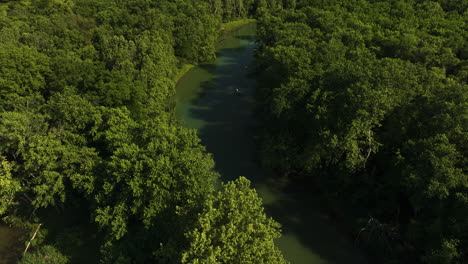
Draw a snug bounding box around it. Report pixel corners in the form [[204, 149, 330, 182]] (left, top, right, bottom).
[[255, 0, 467, 263], [0, 0, 289, 263]]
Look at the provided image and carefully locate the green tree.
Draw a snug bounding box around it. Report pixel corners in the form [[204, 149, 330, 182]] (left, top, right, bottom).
[[93, 110, 218, 241], [19, 245, 69, 264], [181, 177, 287, 264], [173, 0, 220, 62], [0, 110, 98, 208], [422, 239, 461, 264], [0, 43, 50, 108], [0, 157, 20, 215]]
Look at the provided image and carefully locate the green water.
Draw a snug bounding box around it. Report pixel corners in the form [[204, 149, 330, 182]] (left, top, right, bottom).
[[175, 23, 368, 264]]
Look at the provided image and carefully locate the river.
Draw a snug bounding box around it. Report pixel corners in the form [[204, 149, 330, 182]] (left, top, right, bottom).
[[175, 23, 368, 264]]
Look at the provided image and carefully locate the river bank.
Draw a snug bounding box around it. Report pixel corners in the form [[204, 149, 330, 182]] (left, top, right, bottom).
[[174, 18, 256, 84], [221, 18, 256, 32]]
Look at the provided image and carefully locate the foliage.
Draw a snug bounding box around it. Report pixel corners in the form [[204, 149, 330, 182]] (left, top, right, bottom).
[[93, 111, 218, 239], [255, 1, 468, 263], [0, 0, 283, 263], [0, 157, 20, 215], [18, 245, 69, 264], [181, 177, 287, 264]]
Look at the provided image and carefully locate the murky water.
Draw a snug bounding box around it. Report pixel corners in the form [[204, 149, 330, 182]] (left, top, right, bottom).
[[0, 224, 24, 264], [175, 23, 368, 264]]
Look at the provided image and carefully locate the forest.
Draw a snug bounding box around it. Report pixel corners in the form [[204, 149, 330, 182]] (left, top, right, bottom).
[[0, 0, 466, 263], [0, 0, 287, 263], [255, 0, 467, 263]]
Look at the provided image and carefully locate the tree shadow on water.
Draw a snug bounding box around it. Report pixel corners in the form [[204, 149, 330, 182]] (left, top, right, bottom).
[[184, 42, 260, 181], [233, 35, 256, 42], [263, 187, 369, 264]]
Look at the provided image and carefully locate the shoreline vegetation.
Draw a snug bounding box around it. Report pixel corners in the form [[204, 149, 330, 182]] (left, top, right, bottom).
[[221, 18, 256, 32], [174, 19, 256, 84], [174, 63, 195, 84]]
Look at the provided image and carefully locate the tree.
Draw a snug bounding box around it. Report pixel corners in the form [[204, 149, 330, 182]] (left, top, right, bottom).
[[92, 111, 219, 262], [422, 239, 461, 264], [0, 157, 20, 215], [181, 177, 288, 264], [173, 0, 220, 63], [19, 245, 69, 264], [0, 43, 50, 109], [0, 110, 98, 208]]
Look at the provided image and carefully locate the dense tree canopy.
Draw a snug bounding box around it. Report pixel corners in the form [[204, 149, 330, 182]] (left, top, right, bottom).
[[255, 1, 467, 263], [2, 0, 466, 263], [0, 0, 284, 263]]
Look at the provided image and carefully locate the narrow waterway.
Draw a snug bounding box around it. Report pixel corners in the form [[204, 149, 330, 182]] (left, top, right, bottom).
[[175, 24, 368, 264]]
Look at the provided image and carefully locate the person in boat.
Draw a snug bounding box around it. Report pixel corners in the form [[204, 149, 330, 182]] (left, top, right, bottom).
[[235, 88, 241, 95]]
